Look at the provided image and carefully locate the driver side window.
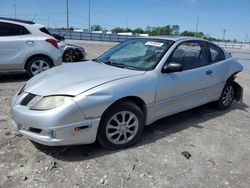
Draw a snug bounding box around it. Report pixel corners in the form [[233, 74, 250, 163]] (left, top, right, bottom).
[[168, 41, 209, 71]]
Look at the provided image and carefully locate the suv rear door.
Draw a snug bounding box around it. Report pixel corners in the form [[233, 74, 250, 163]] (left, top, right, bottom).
[[0, 22, 30, 70]]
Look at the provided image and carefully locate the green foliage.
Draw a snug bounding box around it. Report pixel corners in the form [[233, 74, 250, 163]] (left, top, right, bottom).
[[111, 27, 132, 33], [133, 28, 144, 34], [65, 23, 221, 41], [112, 25, 180, 36], [180, 30, 205, 38], [91, 24, 103, 31]]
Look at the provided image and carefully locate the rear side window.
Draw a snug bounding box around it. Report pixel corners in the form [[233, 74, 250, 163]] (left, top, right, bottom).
[[40, 27, 52, 36], [0, 22, 30, 36], [209, 44, 225, 63], [168, 41, 209, 71]]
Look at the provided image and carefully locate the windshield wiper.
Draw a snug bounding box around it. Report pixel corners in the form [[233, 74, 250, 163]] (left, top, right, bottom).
[[125, 65, 146, 71], [101, 61, 125, 68], [97, 60, 146, 71]]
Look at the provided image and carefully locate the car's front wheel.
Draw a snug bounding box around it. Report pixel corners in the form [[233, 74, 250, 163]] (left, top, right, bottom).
[[63, 49, 79, 62], [98, 100, 144, 149], [216, 82, 235, 110], [26, 56, 53, 77]]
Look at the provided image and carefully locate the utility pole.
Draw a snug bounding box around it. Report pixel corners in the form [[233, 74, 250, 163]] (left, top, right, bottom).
[[246, 33, 248, 43], [66, 0, 69, 30], [48, 16, 50, 28], [13, 4, 16, 18], [32, 14, 37, 21], [195, 16, 199, 37], [88, 0, 91, 32], [126, 19, 128, 29], [223, 29, 227, 41]]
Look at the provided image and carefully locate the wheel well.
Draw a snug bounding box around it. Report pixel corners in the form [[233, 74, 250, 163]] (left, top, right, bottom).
[[226, 71, 240, 83], [114, 96, 147, 120], [24, 54, 53, 70]]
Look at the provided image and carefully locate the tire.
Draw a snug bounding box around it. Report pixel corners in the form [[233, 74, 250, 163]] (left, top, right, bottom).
[[26, 56, 53, 77], [216, 82, 235, 110], [98, 100, 145, 150], [63, 49, 79, 62]]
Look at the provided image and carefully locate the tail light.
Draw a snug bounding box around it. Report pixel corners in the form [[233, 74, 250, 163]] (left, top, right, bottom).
[[45, 38, 58, 49]]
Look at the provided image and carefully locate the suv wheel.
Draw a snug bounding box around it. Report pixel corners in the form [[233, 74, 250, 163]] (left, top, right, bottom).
[[26, 56, 52, 77], [98, 100, 144, 150]]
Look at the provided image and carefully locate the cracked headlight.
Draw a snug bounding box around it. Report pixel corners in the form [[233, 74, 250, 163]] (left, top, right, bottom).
[[30, 96, 72, 111]]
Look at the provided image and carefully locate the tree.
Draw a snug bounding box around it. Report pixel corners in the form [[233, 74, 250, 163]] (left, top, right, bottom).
[[180, 30, 195, 37], [133, 28, 144, 34], [171, 25, 180, 35], [108, 24, 221, 41], [91, 24, 102, 31]]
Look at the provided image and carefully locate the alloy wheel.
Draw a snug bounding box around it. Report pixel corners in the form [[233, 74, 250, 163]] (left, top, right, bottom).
[[30, 60, 50, 75], [222, 85, 234, 106], [106, 111, 139, 145]]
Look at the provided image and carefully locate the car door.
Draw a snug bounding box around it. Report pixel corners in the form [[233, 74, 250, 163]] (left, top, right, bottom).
[[204, 42, 229, 96], [0, 22, 29, 70], [155, 40, 218, 118]]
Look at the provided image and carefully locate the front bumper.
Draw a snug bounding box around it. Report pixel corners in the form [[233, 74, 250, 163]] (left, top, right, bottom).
[[11, 92, 100, 146], [11, 117, 100, 146]]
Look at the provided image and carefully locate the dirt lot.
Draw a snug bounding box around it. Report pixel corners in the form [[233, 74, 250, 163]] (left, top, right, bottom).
[[0, 40, 250, 188]]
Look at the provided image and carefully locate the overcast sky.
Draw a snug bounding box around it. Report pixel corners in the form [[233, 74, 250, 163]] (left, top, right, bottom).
[[0, 0, 249, 41]]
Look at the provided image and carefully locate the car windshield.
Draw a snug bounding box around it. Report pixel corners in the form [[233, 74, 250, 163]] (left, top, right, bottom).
[[95, 38, 173, 71]]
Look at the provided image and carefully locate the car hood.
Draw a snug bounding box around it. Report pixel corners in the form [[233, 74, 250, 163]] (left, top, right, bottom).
[[25, 61, 144, 96]]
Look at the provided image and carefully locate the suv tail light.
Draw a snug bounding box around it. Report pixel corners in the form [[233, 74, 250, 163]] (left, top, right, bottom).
[[45, 39, 58, 49]]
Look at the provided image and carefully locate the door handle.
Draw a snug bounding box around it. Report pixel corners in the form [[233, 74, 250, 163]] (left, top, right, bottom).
[[26, 40, 34, 44], [206, 70, 213, 75]]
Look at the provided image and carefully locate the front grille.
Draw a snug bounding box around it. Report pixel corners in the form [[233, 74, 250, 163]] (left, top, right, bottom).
[[20, 94, 36, 106]]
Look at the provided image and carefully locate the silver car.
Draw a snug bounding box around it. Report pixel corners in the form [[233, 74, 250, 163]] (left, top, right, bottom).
[[11, 37, 243, 149]]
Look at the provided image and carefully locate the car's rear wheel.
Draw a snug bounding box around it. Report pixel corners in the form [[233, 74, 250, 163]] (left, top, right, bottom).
[[26, 56, 52, 77], [98, 100, 144, 149], [216, 82, 235, 110]]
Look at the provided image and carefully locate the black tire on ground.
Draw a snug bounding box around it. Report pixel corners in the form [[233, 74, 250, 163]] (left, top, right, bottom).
[[63, 49, 79, 62], [26, 56, 53, 77], [97, 100, 145, 150], [216, 82, 235, 110]]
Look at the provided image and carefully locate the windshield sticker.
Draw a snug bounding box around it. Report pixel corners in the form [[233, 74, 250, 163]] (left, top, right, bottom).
[[145, 41, 164, 47]]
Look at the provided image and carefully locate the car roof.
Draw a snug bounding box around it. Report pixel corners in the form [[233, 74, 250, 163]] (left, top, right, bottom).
[[139, 35, 206, 42], [0, 17, 35, 25]]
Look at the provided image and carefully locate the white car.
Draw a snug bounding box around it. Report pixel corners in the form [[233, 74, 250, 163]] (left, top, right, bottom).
[[0, 17, 62, 77]]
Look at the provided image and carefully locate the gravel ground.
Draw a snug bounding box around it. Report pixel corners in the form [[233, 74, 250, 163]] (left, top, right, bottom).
[[0, 40, 250, 188]]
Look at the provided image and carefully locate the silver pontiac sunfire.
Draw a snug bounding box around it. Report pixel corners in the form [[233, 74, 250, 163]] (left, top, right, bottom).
[[11, 36, 243, 149]]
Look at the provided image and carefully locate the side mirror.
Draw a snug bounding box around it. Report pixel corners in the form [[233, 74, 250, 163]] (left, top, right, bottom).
[[162, 62, 183, 73]]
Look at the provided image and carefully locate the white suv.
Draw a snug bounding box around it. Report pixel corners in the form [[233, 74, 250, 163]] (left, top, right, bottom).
[[0, 17, 62, 77]]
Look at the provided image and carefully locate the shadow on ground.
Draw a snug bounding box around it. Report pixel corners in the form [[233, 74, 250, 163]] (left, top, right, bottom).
[[0, 73, 29, 83], [33, 101, 249, 161]]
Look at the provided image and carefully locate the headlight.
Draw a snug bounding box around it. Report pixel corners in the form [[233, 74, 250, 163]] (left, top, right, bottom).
[[30, 96, 72, 111]]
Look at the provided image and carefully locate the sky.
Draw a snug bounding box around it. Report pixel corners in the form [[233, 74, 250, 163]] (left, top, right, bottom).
[[0, 0, 249, 41]]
